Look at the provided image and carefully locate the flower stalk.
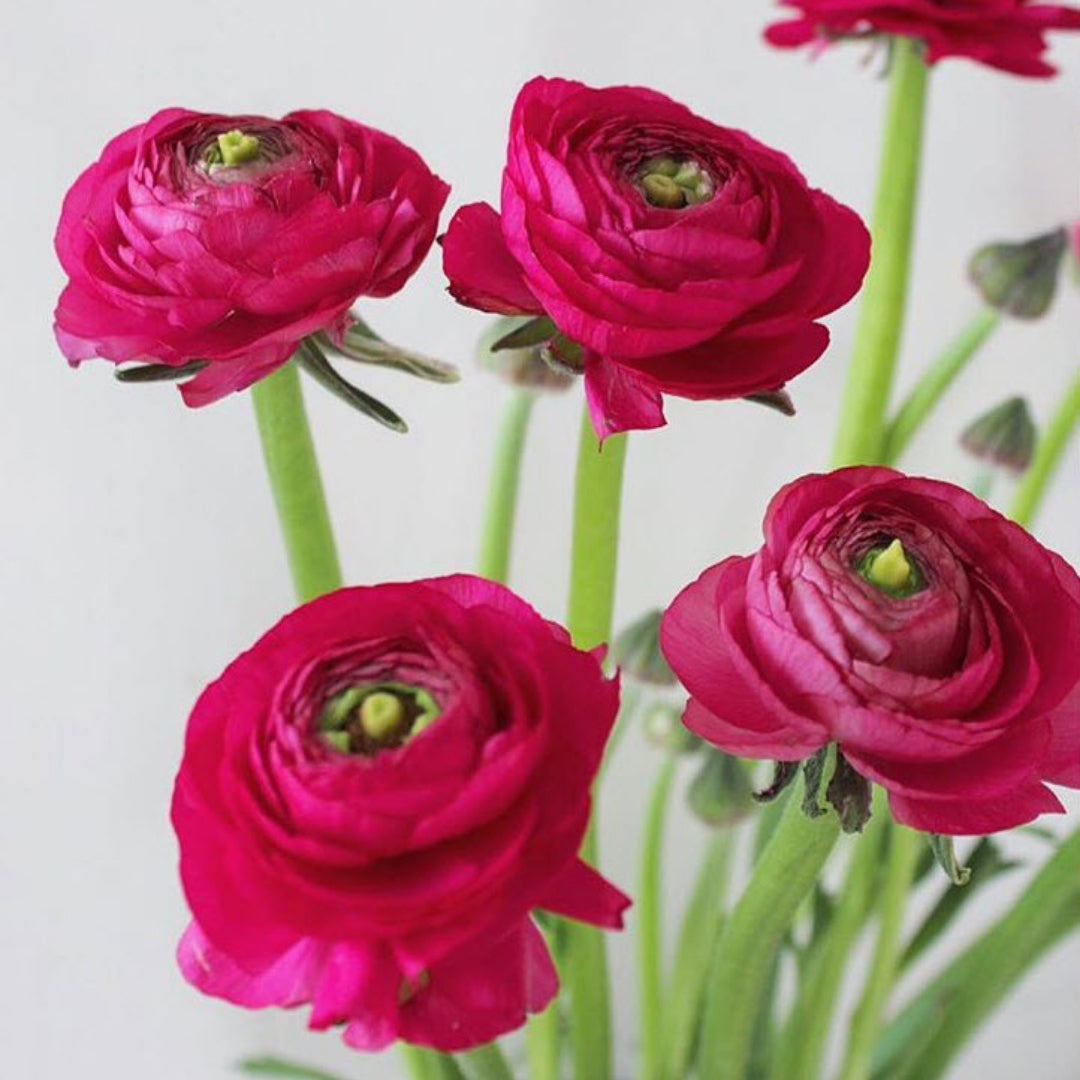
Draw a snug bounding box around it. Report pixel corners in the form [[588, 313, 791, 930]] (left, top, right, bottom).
[[833, 38, 930, 468], [477, 388, 537, 583], [251, 360, 343, 602]]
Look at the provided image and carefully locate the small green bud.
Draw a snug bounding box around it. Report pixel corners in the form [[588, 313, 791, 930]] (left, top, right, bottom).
[[969, 228, 1067, 320], [688, 748, 756, 828], [960, 396, 1036, 475], [613, 609, 676, 687], [217, 129, 261, 167], [476, 316, 574, 392], [359, 691, 406, 741]]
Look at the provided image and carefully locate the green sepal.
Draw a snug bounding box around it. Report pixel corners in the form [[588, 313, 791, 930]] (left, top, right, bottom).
[[114, 360, 208, 383], [490, 315, 558, 352], [327, 322, 459, 383], [801, 748, 829, 818], [296, 340, 407, 433], [826, 751, 873, 833]]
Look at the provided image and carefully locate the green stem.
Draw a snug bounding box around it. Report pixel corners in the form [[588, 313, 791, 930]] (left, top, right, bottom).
[[638, 755, 679, 1080], [455, 1045, 516, 1080], [525, 1001, 560, 1080], [882, 830, 1080, 1080], [833, 38, 930, 468], [562, 406, 629, 1080], [837, 823, 922, 1080], [250, 361, 343, 602], [1009, 369, 1080, 528], [477, 388, 536, 583], [767, 806, 888, 1080], [881, 308, 1000, 465], [660, 831, 734, 1080], [698, 767, 841, 1080]]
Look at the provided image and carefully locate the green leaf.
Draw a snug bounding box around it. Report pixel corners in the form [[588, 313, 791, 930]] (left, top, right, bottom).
[[297, 340, 407, 433], [331, 328, 460, 383], [490, 315, 557, 351], [114, 360, 207, 383], [237, 1057, 350, 1080]]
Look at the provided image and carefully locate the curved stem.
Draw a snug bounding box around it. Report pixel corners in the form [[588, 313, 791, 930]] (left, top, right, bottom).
[[833, 38, 930, 468], [250, 361, 343, 602], [767, 805, 888, 1080], [881, 308, 1000, 465], [562, 407, 629, 1080], [638, 755, 679, 1080], [1009, 369, 1080, 529], [477, 388, 536, 583], [699, 765, 841, 1080], [837, 823, 922, 1080]]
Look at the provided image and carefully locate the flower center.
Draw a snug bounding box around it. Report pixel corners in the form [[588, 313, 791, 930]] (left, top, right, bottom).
[[637, 156, 714, 209], [318, 682, 440, 755], [202, 129, 262, 171], [857, 538, 925, 598]]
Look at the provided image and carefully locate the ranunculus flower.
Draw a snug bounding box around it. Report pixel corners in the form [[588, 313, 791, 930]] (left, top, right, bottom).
[[173, 575, 626, 1051], [442, 77, 869, 438], [765, 1, 1080, 77], [660, 468, 1080, 836], [55, 109, 448, 406]]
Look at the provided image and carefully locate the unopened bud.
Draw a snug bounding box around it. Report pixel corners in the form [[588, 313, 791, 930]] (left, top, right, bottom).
[[968, 228, 1067, 320], [688, 748, 756, 827], [613, 610, 676, 686], [960, 396, 1036, 474], [476, 316, 574, 392]]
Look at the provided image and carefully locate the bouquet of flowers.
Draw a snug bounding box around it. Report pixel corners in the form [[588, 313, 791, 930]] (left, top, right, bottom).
[[52, 3, 1080, 1079]]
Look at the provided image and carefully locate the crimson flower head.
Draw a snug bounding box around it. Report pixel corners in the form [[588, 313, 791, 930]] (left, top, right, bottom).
[[765, 1, 1080, 77], [172, 575, 627, 1051], [661, 468, 1080, 836], [443, 77, 870, 438], [54, 109, 448, 406]]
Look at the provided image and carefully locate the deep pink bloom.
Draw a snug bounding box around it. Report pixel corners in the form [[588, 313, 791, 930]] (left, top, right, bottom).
[[661, 468, 1080, 835], [442, 77, 869, 438], [173, 576, 627, 1051], [766, 1, 1080, 77], [54, 109, 448, 405]]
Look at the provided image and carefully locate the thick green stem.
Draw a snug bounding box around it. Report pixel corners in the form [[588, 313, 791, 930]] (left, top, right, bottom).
[[1009, 369, 1080, 528], [833, 39, 930, 468], [251, 361, 343, 602], [477, 388, 536, 583], [882, 830, 1080, 1080], [455, 1045, 516, 1080], [638, 755, 679, 1080], [881, 308, 1000, 465], [698, 769, 841, 1080], [525, 1000, 560, 1080], [837, 823, 922, 1080], [562, 407, 629, 1080], [767, 806, 888, 1080]]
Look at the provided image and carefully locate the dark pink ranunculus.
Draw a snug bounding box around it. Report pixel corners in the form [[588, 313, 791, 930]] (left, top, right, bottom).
[[55, 109, 448, 405], [765, 1, 1080, 77], [173, 575, 627, 1051], [660, 468, 1080, 836], [442, 77, 870, 438]]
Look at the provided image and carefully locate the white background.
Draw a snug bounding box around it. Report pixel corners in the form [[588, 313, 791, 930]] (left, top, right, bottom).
[[2, 1, 1078, 1077]]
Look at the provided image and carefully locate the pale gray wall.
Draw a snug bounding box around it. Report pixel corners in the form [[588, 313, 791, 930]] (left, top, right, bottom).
[[2, 1, 1078, 1077]]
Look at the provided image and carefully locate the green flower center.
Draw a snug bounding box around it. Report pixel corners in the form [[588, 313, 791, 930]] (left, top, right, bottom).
[[203, 129, 262, 171], [637, 156, 714, 209], [318, 682, 441, 756], [857, 538, 925, 598]]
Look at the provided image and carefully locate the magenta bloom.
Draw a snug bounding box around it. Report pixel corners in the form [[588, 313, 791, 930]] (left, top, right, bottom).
[[54, 109, 448, 405], [442, 77, 869, 438], [766, 0, 1080, 77], [173, 576, 627, 1051], [661, 468, 1080, 836]]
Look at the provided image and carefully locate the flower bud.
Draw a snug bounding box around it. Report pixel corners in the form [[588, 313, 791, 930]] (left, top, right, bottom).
[[960, 396, 1036, 474], [642, 702, 700, 754], [476, 316, 575, 392], [968, 228, 1067, 320], [688, 748, 756, 827], [613, 609, 676, 686]]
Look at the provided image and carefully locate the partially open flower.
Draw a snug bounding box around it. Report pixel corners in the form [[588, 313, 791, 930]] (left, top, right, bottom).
[[55, 109, 448, 406], [443, 77, 869, 438], [173, 576, 627, 1051], [661, 468, 1080, 836], [765, 1, 1080, 78]]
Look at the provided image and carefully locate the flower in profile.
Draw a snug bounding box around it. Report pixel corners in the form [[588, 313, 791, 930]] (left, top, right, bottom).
[[54, 109, 449, 408], [660, 468, 1080, 836], [442, 77, 870, 438], [765, 1, 1080, 78], [173, 575, 626, 1051]]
